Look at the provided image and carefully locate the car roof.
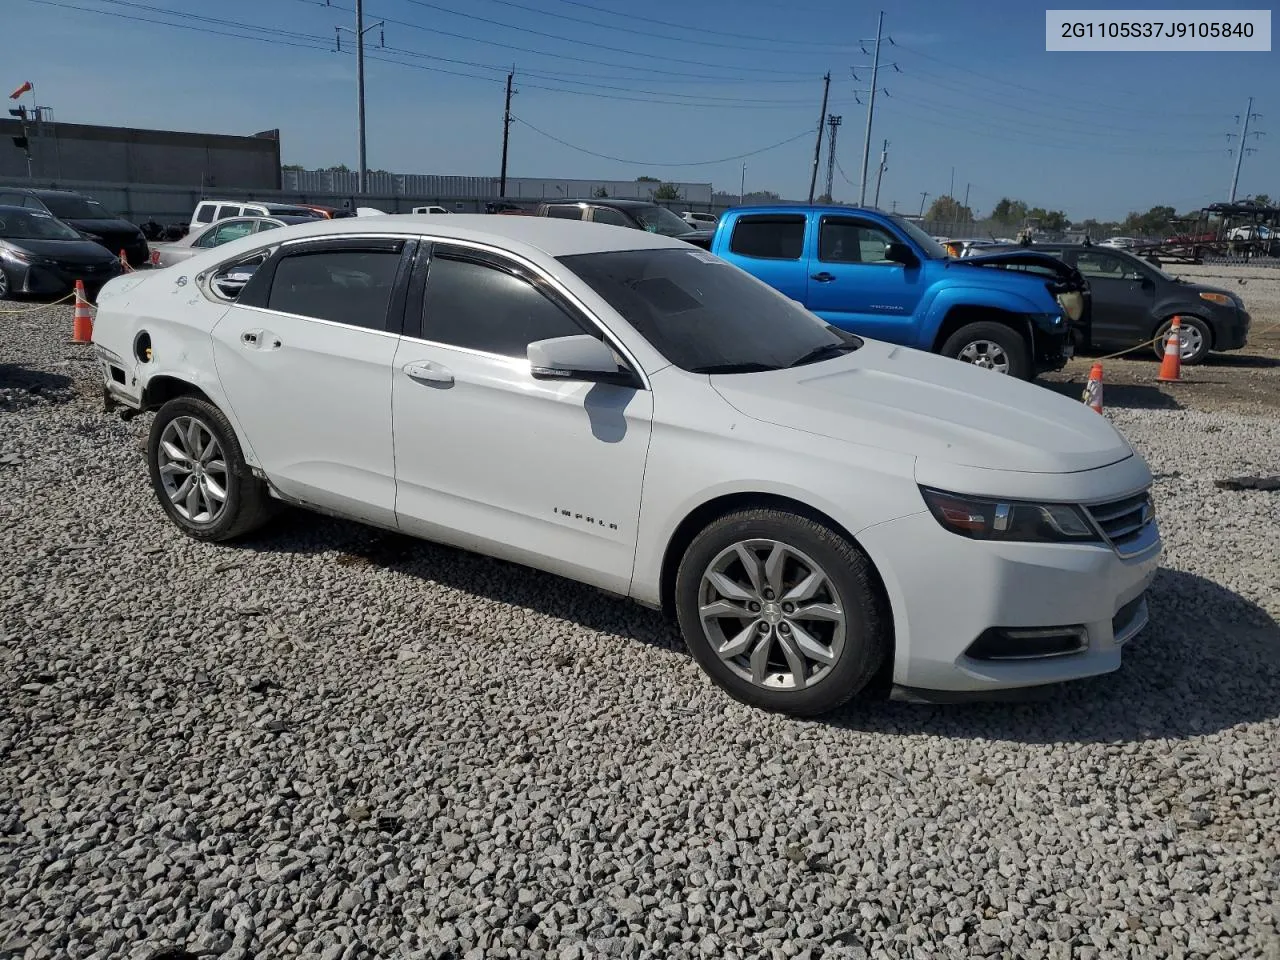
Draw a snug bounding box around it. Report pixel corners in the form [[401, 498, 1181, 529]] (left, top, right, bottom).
[[546, 198, 663, 209], [725, 203, 893, 217], [5, 187, 84, 198], [236, 213, 693, 257]]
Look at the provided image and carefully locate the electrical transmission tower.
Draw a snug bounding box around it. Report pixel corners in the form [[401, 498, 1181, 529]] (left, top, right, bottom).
[[333, 0, 385, 194], [824, 115, 842, 201], [1226, 97, 1265, 203]]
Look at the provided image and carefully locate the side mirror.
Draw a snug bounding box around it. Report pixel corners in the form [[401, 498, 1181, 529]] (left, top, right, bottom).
[[528, 335, 638, 387], [884, 241, 916, 265]]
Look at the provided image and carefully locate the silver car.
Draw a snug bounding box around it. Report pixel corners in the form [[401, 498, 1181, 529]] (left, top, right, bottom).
[[150, 216, 316, 268]]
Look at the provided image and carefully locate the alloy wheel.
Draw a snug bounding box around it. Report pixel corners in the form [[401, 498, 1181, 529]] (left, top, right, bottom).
[[956, 339, 1011, 373], [697, 539, 846, 691], [156, 416, 229, 523]]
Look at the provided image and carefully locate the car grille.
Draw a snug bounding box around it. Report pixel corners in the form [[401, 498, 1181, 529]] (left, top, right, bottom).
[[1085, 490, 1153, 555]]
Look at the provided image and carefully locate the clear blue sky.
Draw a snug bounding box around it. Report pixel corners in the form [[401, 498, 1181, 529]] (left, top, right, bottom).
[[7, 0, 1276, 219]]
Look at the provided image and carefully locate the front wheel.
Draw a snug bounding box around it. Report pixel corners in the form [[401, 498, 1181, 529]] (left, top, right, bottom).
[[674, 508, 891, 716], [1151, 315, 1211, 365], [940, 321, 1032, 379], [147, 396, 275, 542]]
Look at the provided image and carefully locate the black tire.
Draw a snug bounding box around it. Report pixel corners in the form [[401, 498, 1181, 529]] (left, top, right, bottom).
[[1151, 315, 1212, 365], [0, 266, 12, 301], [939, 321, 1032, 380], [674, 508, 890, 717], [147, 396, 275, 542]]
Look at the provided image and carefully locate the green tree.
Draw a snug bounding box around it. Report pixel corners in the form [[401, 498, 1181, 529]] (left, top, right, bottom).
[[815, 193, 833, 203], [925, 195, 974, 223], [1026, 207, 1070, 232], [592, 186, 609, 198], [635, 176, 660, 183], [1252, 193, 1271, 206], [653, 183, 682, 201], [990, 197, 1028, 224], [1120, 205, 1177, 236], [282, 163, 304, 172]]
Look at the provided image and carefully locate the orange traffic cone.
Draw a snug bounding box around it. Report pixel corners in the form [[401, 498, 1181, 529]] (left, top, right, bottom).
[[1081, 361, 1104, 413], [149, 249, 160, 268], [71, 280, 94, 344], [1157, 316, 1182, 383], [119, 249, 134, 273]]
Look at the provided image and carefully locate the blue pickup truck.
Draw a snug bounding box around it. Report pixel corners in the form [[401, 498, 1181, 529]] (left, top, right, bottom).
[[686, 205, 1089, 380]]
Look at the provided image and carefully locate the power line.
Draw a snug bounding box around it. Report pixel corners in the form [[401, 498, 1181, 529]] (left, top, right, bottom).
[[396, 0, 822, 76], [511, 117, 813, 166]]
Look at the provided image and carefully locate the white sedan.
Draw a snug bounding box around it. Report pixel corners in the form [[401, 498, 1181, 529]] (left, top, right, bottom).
[[90, 216, 1161, 715]]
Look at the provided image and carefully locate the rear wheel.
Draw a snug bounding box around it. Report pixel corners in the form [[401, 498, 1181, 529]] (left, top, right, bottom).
[[147, 396, 275, 542], [1151, 315, 1211, 365], [0, 267, 12, 300], [940, 321, 1032, 379], [674, 508, 890, 716]]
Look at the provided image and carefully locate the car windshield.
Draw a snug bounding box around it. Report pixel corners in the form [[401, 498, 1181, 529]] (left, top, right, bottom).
[[0, 208, 83, 241], [560, 247, 861, 373], [630, 205, 695, 237], [38, 194, 112, 219], [890, 215, 948, 259]]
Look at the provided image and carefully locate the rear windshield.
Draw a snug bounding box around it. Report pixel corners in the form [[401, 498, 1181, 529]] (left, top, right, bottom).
[[38, 194, 112, 220]]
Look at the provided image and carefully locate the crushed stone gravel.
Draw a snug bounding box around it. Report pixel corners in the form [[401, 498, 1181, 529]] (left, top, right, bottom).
[[2, 304, 1278, 960]]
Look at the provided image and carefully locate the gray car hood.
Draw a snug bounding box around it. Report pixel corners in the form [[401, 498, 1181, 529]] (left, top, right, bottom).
[[710, 340, 1133, 474]]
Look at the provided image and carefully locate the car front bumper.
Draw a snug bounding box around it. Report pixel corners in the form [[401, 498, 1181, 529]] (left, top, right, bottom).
[[1216, 308, 1250, 352], [2, 259, 122, 299], [1032, 326, 1074, 372], [858, 507, 1161, 694]]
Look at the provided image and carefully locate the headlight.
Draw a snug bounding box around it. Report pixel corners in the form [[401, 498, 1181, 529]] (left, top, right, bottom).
[[1055, 290, 1084, 322], [1198, 292, 1232, 306], [0, 247, 51, 265], [920, 487, 1101, 544]]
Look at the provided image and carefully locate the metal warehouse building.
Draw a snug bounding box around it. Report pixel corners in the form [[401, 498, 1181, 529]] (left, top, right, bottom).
[[0, 119, 282, 190]]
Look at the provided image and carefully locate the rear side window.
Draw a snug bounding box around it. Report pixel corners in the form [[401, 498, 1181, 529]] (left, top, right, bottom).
[[419, 252, 587, 357], [194, 204, 215, 225], [729, 215, 806, 260], [215, 205, 240, 221], [544, 205, 584, 220], [266, 249, 403, 330]]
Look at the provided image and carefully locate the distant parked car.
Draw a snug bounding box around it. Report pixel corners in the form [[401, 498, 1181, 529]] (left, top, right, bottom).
[[0, 204, 122, 301], [190, 199, 326, 231], [412, 205, 451, 214], [1099, 237, 1139, 250], [150, 216, 318, 268], [296, 204, 357, 220], [968, 242, 1251, 365], [0, 187, 149, 266], [485, 201, 527, 214], [535, 199, 714, 245], [681, 211, 718, 230]]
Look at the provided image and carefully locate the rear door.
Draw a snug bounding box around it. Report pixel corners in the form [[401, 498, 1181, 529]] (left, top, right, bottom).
[[1067, 248, 1154, 345], [720, 213, 810, 304], [209, 235, 414, 525], [803, 214, 924, 343]]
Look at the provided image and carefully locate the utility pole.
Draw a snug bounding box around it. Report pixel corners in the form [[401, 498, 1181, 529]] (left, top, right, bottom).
[[918, 191, 929, 217], [807, 72, 831, 203], [824, 114, 842, 201], [740, 163, 746, 205], [873, 139, 888, 208], [499, 69, 515, 198], [949, 166, 955, 200], [1227, 96, 1263, 203], [335, 0, 384, 194], [963, 182, 971, 218], [857, 10, 885, 206]]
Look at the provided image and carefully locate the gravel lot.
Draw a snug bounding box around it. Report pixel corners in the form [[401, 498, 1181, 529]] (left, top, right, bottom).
[[2, 302, 1279, 960]]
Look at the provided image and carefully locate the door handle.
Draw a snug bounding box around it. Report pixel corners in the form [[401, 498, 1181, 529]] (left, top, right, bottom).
[[810, 272, 836, 282], [240, 330, 261, 347], [404, 360, 454, 386]]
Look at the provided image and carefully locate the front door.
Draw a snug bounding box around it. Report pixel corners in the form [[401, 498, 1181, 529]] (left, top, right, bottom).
[[209, 236, 413, 526], [1068, 248, 1156, 345], [391, 243, 652, 595], [803, 215, 924, 344]]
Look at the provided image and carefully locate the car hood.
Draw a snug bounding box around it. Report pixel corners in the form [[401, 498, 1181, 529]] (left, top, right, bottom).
[[953, 249, 1083, 287], [0, 237, 121, 263], [62, 217, 142, 237], [709, 339, 1133, 474]]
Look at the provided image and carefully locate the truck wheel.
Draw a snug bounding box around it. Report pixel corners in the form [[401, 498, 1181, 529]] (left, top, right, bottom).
[[1151, 315, 1211, 365], [674, 508, 890, 717], [941, 322, 1032, 379]]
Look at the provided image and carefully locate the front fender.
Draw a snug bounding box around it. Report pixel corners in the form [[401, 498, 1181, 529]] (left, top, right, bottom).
[[918, 284, 1048, 346]]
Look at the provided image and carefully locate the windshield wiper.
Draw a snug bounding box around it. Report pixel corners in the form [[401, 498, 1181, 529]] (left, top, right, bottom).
[[688, 361, 782, 374], [787, 340, 861, 368]]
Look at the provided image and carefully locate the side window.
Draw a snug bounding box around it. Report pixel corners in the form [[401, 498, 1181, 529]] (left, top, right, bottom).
[[590, 206, 631, 228], [207, 220, 256, 247], [1075, 251, 1128, 279], [22, 196, 47, 211], [193, 204, 215, 225], [0, 193, 21, 206], [266, 248, 403, 331], [819, 218, 896, 264], [544, 205, 584, 220], [420, 253, 588, 357], [728, 215, 806, 260], [214, 204, 240, 222]]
